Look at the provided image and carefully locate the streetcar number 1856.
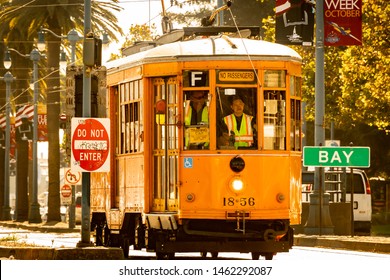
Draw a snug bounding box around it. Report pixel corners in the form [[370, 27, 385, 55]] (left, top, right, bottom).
[[223, 197, 255, 206]]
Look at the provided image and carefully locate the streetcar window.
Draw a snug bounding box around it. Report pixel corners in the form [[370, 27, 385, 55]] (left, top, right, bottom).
[[263, 91, 286, 150], [290, 76, 302, 151], [183, 90, 210, 150], [216, 88, 257, 150], [119, 80, 144, 154]]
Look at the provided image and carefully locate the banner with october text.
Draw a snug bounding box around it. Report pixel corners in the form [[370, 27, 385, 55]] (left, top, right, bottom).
[[324, 0, 362, 46]]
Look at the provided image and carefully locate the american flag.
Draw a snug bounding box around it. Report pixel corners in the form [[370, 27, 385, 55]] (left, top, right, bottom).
[[0, 113, 6, 130], [15, 104, 34, 128]]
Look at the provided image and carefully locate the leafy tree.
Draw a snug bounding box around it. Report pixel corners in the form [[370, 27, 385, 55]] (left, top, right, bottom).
[[166, 0, 215, 26], [0, 0, 123, 222], [109, 24, 157, 60], [247, 1, 390, 177], [338, 0, 390, 130]]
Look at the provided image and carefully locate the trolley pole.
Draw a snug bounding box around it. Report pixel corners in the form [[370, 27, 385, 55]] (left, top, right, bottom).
[[304, 0, 334, 235], [77, 0, 92, 247]]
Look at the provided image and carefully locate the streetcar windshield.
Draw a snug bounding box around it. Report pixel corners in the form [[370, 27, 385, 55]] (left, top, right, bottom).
[[216, 87, 257, 150], [183, 90, 210, 150]]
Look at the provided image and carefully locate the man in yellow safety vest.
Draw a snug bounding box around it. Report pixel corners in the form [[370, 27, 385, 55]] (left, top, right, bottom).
[[219, 95, 256, 148], [184, 91, 209, 149]]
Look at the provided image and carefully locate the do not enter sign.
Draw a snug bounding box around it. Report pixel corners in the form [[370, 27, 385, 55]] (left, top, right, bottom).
[[61, 184, 72, 205], [61, 184, 72, 197], [71, 118, 110, 172]]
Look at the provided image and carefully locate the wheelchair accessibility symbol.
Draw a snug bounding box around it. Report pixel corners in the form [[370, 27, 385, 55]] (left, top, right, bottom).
[[184, 158, 193, 168]]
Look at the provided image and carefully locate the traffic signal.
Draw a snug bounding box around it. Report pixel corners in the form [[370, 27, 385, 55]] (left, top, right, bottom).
[[16, 117, 33, 141], [83, 34, 102, 68]]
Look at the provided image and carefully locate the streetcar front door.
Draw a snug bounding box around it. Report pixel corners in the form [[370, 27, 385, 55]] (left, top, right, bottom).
[[152, 77, 179, 212]]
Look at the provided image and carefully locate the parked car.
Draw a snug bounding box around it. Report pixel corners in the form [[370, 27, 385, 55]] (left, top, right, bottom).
[[302, 168, 372, 234]]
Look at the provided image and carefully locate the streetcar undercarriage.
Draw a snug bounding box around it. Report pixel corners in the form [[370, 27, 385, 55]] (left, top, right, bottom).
[[91, 212, 294, 260]]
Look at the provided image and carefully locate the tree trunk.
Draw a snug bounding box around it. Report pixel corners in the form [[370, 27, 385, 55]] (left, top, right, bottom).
[[46, 32, 61, 222]]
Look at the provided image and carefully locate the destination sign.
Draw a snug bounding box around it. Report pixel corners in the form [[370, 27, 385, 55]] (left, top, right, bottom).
[[217, 70, 256, 84]]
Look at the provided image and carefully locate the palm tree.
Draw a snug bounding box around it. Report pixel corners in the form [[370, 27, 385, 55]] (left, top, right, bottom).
[[0, 0, 123, 222]]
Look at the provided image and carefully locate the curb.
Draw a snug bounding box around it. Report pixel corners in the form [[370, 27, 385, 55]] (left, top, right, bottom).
[[0, 247, 124, 260], [294, 236, 390, 254]]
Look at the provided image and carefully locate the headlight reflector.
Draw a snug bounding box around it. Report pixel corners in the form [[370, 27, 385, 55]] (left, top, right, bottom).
[[229, 176, 245, 193]]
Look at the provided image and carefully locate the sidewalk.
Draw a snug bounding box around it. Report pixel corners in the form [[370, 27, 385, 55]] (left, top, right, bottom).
[[0, 220, 80, 234]]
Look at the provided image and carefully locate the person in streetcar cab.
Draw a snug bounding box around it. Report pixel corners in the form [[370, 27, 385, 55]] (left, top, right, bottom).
[[184, 91, 209, 126], [184, 90, 209, 149], [219, 95, 256, 148]]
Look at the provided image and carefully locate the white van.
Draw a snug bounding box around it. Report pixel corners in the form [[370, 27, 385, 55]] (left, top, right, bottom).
[[302, 168, 372, 233]]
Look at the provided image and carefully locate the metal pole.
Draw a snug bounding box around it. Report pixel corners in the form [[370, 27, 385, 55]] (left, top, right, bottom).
[[350, 167, 354, 237], [28, 49, 42, 223], [1, 72, 13, 220], [30, 50, 42, 223], [78, 0, 92, 247], [304, 0, 333, 235], [67, 31, 78, 230], [217, 0, 224, 25]]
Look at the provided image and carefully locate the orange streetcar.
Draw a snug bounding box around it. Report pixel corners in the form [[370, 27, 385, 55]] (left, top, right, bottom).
[[90, 27, 302, 260]]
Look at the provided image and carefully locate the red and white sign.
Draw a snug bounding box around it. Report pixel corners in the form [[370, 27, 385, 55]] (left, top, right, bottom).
[[61, 184, 72, 205], [71, 118, 110, 172], [64, 168, 81, 185], [61, 184, 72, 197]]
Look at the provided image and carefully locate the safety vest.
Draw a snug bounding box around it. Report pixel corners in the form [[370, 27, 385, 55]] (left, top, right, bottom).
[[184, 101, 209, 126], [223, 113, 253, 148], [184, 101, 209, 148]]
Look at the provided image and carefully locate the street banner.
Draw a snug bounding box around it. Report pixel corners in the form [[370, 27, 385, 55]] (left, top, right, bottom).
[[275, 0, 315, 46], [324, 0, 362, 46], [37, 104, 48, 141]]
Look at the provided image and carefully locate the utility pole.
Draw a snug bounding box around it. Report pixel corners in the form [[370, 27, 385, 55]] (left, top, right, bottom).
[[304, 0, 334, 235], [77, 0, 92, 247]]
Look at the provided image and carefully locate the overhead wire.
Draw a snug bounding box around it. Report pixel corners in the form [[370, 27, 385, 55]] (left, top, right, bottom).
[[227, 7, 262, 88]]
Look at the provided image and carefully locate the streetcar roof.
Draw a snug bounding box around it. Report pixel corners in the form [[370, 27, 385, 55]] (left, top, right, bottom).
[[105, 37, 302, 72]]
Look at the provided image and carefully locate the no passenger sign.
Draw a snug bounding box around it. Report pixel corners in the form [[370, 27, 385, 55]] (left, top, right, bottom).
[[71, 118, 110, 172]]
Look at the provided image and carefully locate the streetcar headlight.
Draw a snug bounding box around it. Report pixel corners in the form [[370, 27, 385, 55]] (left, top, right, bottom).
[[229, 176, 245, 193]]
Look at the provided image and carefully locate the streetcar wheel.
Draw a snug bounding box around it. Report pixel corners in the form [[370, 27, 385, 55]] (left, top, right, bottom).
[[201, 252, 207, 258], [121, 238, 130, 259], [263, 253, 273, 260], [251, 252, 260, 260], [95, 226, 103, 246], [134, 216, 144, 250]]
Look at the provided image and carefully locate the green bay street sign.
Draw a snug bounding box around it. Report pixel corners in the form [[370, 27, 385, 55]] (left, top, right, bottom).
[[303, 146, 370, 168]]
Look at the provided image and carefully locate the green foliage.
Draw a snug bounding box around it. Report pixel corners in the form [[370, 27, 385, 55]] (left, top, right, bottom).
[[338, 0, 390, 130], [123, 24, 158, 47], [166, 0, 214, 26]]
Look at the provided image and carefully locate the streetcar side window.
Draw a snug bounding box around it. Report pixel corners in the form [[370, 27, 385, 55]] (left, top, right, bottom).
[[183, 90, 210, 150], [290, 76, 302, 151], [216, 88, 257, 150], [119, 80, 144, 154], [263, 91, 286, 150]]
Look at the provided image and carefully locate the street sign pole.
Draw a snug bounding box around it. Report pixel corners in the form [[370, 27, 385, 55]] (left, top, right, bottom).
[[304, 0, 334, 236], [78, 0, 92, 248]]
